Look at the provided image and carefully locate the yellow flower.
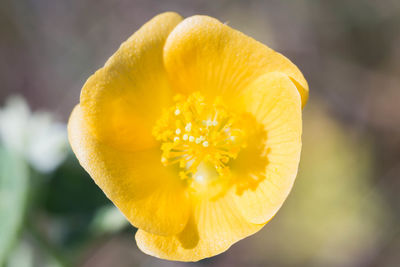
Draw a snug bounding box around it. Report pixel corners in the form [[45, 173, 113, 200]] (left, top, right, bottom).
[[68, 12, 308, 261]]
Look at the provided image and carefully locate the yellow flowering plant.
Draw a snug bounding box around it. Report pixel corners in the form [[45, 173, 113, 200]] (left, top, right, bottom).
[[68, 12, 308, 261]]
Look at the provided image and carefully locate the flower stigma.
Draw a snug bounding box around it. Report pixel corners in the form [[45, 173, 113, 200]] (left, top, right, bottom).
[[153, 92, 247, 183]]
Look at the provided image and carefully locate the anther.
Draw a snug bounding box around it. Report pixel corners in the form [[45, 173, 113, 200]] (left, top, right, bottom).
[[185, 123, 192, 132]]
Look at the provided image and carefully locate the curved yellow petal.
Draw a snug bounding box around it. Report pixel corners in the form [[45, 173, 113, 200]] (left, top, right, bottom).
[[68, 105, 190, 235], [135, 191, 264, 262], [163, 15, 308, 108], [80, 12, 183, 152], [233, 72, 302, 224]]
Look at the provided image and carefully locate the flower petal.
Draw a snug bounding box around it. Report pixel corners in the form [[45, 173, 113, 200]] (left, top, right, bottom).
[[80, 12, 183, 152], [68, 105, 190, 235], [163, 15, 308, 108], [233, 72, 302, 224], [135, 191, 264, 262]]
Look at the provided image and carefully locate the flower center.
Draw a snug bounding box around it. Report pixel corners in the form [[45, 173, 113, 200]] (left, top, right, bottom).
[[153, 92, 247, 181]]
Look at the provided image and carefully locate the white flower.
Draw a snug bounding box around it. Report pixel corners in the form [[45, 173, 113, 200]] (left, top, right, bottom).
[[0, 96, 68, 173]]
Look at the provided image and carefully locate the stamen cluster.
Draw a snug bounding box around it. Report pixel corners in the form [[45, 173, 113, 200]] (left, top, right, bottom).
[[153, 92, 246, 180]]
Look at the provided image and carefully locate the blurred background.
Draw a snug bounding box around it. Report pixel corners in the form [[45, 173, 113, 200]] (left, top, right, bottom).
[[0, 0, 399, 266]]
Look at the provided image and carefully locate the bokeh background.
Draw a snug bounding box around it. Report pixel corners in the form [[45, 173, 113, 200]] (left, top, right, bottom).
[[1, 0, 399, 266]]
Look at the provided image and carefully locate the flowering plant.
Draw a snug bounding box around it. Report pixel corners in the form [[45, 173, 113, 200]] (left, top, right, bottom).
[[68, 12, 308, 261]]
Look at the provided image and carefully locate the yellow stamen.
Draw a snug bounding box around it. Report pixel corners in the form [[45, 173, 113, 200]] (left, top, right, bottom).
[[152, 92, 247, 180]]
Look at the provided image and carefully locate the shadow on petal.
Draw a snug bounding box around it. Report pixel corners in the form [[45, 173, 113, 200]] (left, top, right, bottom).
[[177, 213, 200, 249], [230, 114, 269, 196]]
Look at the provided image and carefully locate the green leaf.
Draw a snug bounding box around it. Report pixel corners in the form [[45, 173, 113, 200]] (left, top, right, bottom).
[[0, 146, 29, 265]]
